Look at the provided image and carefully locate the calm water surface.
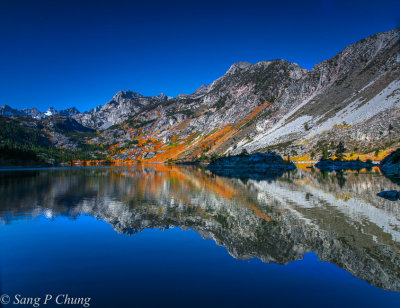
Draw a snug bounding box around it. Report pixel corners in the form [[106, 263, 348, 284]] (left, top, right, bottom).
[[0, 165, 399, 308]]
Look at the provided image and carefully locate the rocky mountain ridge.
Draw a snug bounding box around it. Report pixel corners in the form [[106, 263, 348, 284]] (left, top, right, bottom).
[[0, 105, 81, 120], [1, 29, 399, 164]]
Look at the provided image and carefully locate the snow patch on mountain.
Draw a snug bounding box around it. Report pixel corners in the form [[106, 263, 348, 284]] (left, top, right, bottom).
[[44, 107, 57, 116], [246, 78, 400, 152], [305, 79, 400, 140], [245, 93, 317, 150]]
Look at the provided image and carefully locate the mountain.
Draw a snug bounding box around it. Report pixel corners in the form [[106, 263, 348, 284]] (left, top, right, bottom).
[[0, 105, 26, 117], [0, 115, 104, 165], [74, 29, 398, 162], [74, 90, 155, 129], [58, 107, 80, 117], [22, 107, 46, 119], [0, 29, 399, 164], [0, 105, 81, 120], [44, 106, 81, 117], [44, 106, 57, 116]]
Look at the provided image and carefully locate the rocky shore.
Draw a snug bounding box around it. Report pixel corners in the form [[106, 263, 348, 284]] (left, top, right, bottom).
[[315, 159, 375, 171], [206, 152, 296, 180], [379, 149, 400, 184]]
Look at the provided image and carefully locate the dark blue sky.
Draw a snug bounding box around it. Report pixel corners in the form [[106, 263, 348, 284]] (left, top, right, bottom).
[[1, 0, 399, 112]]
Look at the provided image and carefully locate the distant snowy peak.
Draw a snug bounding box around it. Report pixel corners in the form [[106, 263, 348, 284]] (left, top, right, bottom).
[[1, 105, 80, 120], [23, 108, 46, 120], [44, 107, 57, 116]]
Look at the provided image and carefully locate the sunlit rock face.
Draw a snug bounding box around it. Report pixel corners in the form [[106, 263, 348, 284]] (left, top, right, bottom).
[[0, 166, 399, 291]]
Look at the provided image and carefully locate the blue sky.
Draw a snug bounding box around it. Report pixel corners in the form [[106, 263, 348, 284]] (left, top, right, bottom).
[[0, 0, 399, 112]]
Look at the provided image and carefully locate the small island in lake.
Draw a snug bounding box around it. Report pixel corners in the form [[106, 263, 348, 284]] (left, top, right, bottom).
[[379, 148, 400, 184], [315, 158, 375, 171], [206, 151, 296, 180]]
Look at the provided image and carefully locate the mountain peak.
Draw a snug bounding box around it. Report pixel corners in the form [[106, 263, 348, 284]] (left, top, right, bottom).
[[193, 85, 209, 95], [59, 107, 80, 117], [154, 93, 172, 101], [44, 107, 56, 116], [113, 91, 143, 101], [0, 105, 24, 117], [22, 107, 46, 120], [232, 61, 252, 69], [226, 62, 252, 75]]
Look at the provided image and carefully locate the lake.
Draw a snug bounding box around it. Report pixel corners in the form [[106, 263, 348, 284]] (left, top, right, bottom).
[[0, 165, 399, 307]]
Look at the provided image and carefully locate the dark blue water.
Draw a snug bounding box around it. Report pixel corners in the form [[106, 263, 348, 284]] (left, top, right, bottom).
[[0, 166, 399, 308]]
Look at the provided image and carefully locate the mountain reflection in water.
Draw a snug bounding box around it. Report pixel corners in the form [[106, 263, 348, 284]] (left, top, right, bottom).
[[0, 165, 399, 293]]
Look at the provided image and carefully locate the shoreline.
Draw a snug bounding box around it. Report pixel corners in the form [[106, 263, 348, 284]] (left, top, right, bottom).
[[0, 158, 386, 171]]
